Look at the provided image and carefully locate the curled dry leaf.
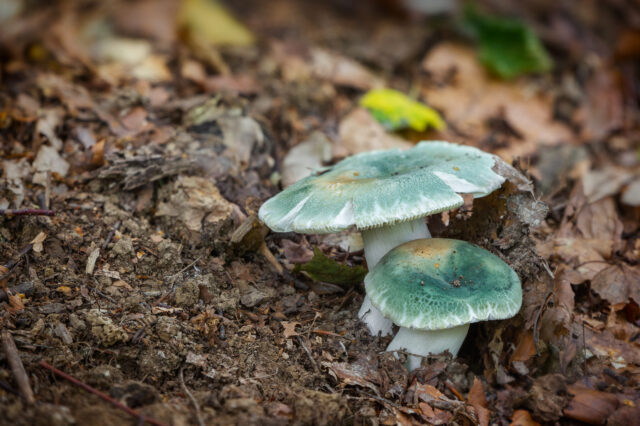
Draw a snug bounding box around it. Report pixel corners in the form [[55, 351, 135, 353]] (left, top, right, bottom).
[[563, 385, 619, 425]]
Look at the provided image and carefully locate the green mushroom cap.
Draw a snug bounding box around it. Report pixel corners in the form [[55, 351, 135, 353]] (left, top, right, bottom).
[[259, 141, 508, 234], [365, 238, 522, 330]]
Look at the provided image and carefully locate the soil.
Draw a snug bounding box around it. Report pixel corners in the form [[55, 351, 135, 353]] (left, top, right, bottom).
[[1, 0, 639, 425]]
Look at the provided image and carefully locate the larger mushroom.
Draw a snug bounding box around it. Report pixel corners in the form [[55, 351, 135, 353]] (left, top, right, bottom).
[[365, 238, 522, 371], [259, 141, 512, 336]]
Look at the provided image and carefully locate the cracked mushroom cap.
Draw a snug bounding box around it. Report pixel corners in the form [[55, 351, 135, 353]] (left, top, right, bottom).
[[365, 238, 522, 330], [259, 141, 508, 234]]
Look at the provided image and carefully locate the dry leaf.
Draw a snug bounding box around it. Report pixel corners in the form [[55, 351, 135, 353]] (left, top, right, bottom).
[[30, 232, 47, 253], [468, 377, 490, 426], [563, 385, 619, 424], [281, 321, 300, 338], [335, 108, 412, 158], [421, 42, 572, 161], [591, 264, 640, 306], [511, 409, 540, 426], [329, 356, 381, 394]]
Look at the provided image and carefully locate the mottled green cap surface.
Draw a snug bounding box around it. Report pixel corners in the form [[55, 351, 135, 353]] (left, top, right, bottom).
[[259, 141, 507, 234], [365, 238, 522, 330]]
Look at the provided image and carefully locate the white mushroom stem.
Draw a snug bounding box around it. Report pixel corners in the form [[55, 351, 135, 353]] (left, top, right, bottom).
[[387, 324, 470, 371], [358, 218, 430, 336]]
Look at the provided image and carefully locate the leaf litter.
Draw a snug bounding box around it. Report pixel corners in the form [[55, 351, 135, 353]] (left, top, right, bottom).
[[0, 0, 639, 425]]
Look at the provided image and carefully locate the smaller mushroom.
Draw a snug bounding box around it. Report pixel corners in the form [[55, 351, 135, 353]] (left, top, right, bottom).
[[365, 238, 522, 371]]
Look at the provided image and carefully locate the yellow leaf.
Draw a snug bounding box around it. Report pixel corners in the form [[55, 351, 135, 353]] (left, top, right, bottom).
[[359, 88, 445, 132], [179, 0, 254, 46]]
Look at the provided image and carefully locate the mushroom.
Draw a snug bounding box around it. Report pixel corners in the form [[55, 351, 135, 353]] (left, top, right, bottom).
[[259, 141, 513, 336], [365, 238, 522, 371]]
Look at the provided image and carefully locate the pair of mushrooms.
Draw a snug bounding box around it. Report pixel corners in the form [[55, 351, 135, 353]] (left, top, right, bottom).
[[259, 141, 522, 371]]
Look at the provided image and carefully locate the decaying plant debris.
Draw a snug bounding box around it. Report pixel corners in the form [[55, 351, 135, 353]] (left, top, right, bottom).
[[1, 0, 639, 425]]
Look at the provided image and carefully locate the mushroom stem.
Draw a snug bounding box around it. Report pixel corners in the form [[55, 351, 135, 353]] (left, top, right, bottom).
[[386, 324, 470, 371], [358, 218, 430, 336]]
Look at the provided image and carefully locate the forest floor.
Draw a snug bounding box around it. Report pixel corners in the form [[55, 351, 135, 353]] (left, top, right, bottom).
[[1, 0, 639, 425]]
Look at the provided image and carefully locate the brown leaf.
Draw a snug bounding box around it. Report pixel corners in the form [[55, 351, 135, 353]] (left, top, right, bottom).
[[591, 264, 640, 306], [281, 239, 314, 265], [467, 378, 490, 426], [563, 385, 619, 425], [510, 409, 540, 426], [579, 68, 624, 140], [335, 108, 412, 158], [525, 375, 567, 422], [329, 356, 380, 394], [510, 331, 536, 364], [421, 42, 572, 161], [281, 321, 300, 338], [7, 294, 25, 312]]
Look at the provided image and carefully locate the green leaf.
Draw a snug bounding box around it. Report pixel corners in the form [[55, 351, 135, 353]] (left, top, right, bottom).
[[463, 5, 552, 79], [359, 88, 446, 132], [293, 248, 367, 286]]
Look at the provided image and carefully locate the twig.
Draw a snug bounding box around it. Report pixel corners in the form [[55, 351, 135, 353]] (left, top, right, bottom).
[[102, 220, 121, 249], [179, 367, 205, 426], [1, 244, 34, 284], [2, 331, 36, 404], [533, 292, 553, 350], [296, 335, 320, 374], [39, 361, 167, 426], [258, 242, 283, 274], [0, 209, 55, 216]]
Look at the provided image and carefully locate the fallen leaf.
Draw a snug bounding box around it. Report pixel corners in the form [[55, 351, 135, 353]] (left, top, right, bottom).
[[359, 88, 445, 132], [30, 232, 47, 253], [421, 42, 571, 160], [468, 377, 490, 426], [32, 144, 69, 185], [293, 247, 367, 286], [282, 131, 332, 187], [328, 356, 381, 394], [582, 167, 633, 203], [281, 321, 300, 338], [310, 48, 383, 90], [7, 294, 25, 312], [113, 280, 133, 291], [179, 0, 254, 46], [56, 286, 72, 294], [591, 264, 640, 306], [510, 409, 540, 426], [281, 239, 314, 265], [621, 177, 640, 206], [335, 108, 412, 157], [464, 5, 552, 79], [563, 385, 619, 425]]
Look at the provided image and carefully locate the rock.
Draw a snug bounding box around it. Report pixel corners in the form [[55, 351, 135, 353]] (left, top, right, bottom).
[[240, 287, 275, 308]]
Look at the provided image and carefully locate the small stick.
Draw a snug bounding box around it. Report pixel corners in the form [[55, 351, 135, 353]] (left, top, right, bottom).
[[296, 336, 320, 374], [179, 367, 205, 426], [2, 331, 36, 404], [0, 209, 55, 217], [39, 361, 167, 426], [102, 220, 121, 249]]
